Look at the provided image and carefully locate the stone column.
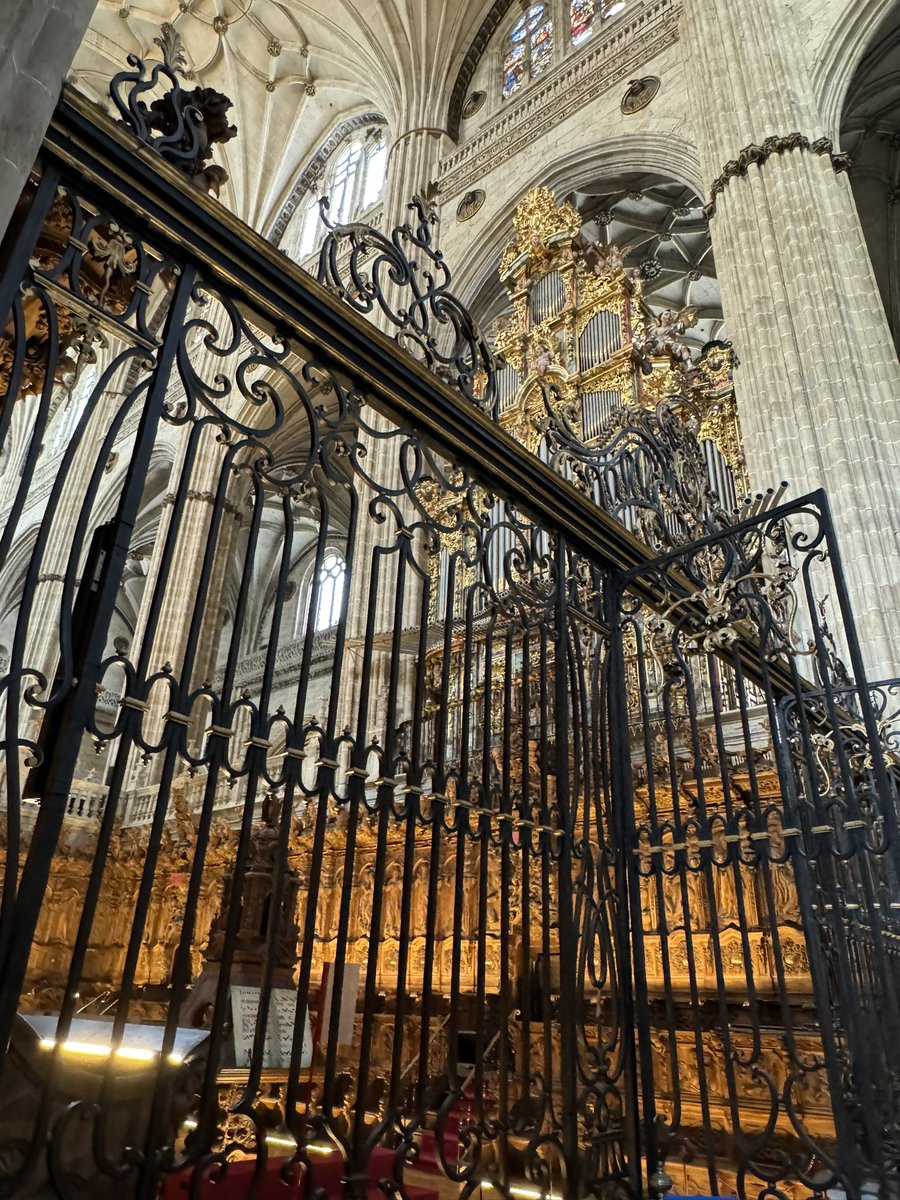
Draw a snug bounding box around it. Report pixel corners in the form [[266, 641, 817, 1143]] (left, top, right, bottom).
[[122, 410, 243, 796], [0, 0, 97, 238], [383, 127, 447, 231], [683, 0, 900, 679]]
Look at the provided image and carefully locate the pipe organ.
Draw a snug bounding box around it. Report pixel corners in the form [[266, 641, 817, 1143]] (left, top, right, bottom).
[[486, 187, 745, 504]]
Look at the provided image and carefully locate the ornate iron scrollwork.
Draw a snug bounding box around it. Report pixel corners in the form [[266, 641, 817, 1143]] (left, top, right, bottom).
[[1, 76, 899, 1200], [316, 195, 498, 415], [109, 23, 237, 195], [536, 376, 732, 554]]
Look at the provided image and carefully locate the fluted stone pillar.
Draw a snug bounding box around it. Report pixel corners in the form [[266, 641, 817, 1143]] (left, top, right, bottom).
[[683, 0, 900, 678], [0, 0, 97, 238], [383, 127, 447, 232]]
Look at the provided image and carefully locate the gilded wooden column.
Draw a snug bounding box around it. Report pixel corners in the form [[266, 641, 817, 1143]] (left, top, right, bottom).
[[683, 0, 900, 678]]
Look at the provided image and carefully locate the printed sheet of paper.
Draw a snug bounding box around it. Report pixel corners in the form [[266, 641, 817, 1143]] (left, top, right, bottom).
[[318, 962, 360, 1049], [230, 985, 312, 1069]]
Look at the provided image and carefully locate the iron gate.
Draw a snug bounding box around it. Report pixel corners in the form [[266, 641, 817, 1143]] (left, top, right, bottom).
[[0, 81, 896, 1200], [613, 497, 900, 1199]]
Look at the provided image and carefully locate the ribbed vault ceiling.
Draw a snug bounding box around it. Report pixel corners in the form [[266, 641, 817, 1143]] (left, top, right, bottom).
[[572, 174, 724, 349], [470, 174, 725, 353], [71, 0, 493, 228]]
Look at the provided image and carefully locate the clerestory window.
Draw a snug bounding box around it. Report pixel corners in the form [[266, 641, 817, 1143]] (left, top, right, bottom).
[[314, 552, 346, 632], [284, 129, 388, 264], [330, 140, 363, 224], [361, 138, 388, 211], [293, 193, 321, 261], [570, 0, 627, 45], [502, 4, 554, 99]]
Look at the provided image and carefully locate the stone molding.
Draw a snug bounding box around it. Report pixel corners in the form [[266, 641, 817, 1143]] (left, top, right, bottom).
[[162, 489, 243, 520], [268, 111, 387, 246], [704, 133, 851, 218], [446, 0, 519, 142], [437, 0, 680, 200], [233, 629, 338, 690]]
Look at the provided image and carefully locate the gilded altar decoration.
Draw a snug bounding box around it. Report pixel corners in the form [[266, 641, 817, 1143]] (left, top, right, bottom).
[[499, 186, 581, 275]]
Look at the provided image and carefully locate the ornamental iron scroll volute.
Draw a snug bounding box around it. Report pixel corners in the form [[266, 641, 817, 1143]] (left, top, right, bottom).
[[110, 22, 237, 196], [315, 193, 499, 415]]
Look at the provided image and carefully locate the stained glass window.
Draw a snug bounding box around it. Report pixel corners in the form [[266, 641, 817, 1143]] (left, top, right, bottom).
[[531, 16, 553, 76], [502, 4, 553, 98], [502, 41, 525, 97], [570, 0, 627, 46], [571, 0, 594, 44]]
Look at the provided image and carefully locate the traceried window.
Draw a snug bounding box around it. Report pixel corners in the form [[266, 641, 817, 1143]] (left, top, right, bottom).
[[292, 193, 321, 262], [502, 4, 553, 99], [570, 0, 627, 45], [329, 132, 387, 223], [313, 552, 346, 631], [283, 128, 387, 264], [362, 138, 388, 210], [330, 140, 362, 223]]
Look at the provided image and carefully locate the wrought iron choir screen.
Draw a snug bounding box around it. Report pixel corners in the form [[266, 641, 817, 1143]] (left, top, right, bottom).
[[0, 82, 896, 1200]]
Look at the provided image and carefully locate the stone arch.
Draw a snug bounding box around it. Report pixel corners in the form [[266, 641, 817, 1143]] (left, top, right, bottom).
[[0, 525, 39, 649], [266, 110, 388, 247], [814, 0, 900, 141], [446, 0, 521, 140], [836, 0, 900, 353], [448, 132, 706, 324]]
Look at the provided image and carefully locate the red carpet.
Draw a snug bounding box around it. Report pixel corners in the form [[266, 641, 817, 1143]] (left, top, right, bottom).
[[161, 1144, 442, 1200]]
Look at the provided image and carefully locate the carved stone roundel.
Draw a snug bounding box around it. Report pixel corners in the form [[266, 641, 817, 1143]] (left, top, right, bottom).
[[457, 189, 486, 222], [621, 76, 661, 114], [462, 90, 486, 119]]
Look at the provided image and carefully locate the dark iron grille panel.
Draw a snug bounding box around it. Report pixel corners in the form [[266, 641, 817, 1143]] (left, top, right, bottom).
[[0, 86, 894, 1200]]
